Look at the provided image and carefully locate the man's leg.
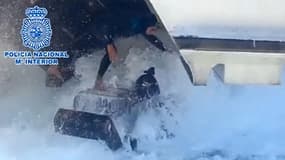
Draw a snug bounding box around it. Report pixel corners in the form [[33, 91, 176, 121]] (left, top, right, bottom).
[[95, 44, 118, 90], [95, 52, 111, 89]]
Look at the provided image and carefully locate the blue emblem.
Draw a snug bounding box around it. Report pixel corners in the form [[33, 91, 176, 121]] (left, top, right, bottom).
[[21, 6, 52, 51]]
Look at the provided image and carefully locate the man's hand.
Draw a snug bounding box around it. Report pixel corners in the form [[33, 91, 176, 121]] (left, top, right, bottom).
[[145, 26, 157, 35], [47, 66, 64, 82], [107, 44, 119, 63], [94, 78, 106, 91]]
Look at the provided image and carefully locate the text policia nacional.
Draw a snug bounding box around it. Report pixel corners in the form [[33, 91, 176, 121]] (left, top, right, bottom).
[[4, 51, 69, 65]]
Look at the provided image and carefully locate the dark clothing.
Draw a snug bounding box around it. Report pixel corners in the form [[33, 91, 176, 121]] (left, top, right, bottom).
[[97, 47, 112, 79], [135, 67, 160, 99]]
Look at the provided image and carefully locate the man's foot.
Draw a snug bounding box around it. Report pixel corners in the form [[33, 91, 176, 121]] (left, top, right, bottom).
[[123, 135, 138, 151], [94, 79, 106, 90], [130, 137, 138, 151]]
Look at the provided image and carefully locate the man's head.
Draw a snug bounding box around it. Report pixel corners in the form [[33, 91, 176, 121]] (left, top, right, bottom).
[[145, 13, 158, 28], [130, 13, 158, 34]]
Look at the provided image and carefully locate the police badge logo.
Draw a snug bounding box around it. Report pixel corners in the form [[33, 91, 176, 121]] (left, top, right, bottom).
[[21, 6, 52, 51]]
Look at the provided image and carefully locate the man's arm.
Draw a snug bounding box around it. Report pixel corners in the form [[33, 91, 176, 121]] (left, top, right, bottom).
[[94, 40, 118, 90], [143, 26, 166, 51]]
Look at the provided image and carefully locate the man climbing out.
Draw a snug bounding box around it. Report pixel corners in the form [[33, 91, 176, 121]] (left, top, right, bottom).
[[41, 0, 166, 88], [94, 13, 166, 90]]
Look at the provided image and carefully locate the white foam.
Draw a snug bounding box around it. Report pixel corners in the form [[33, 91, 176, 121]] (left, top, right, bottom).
[[1, 47, 284, 159]]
